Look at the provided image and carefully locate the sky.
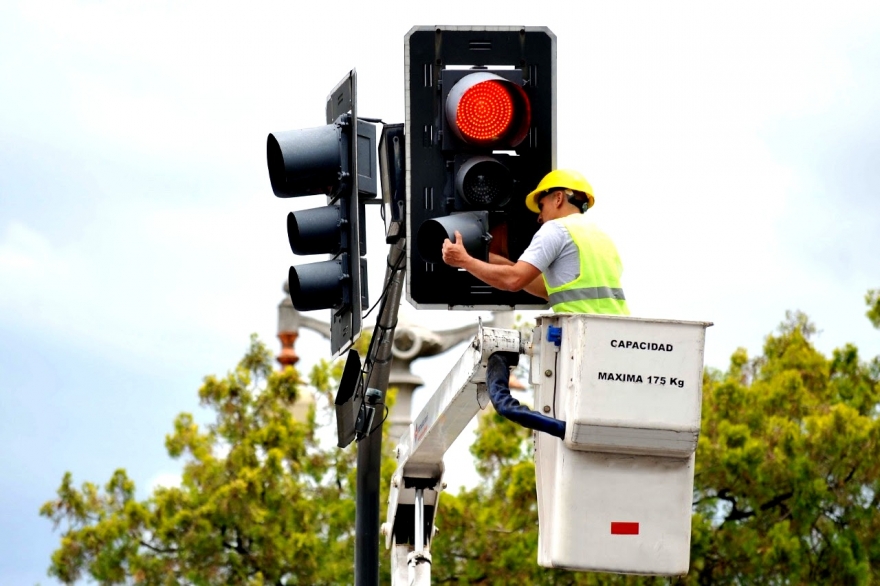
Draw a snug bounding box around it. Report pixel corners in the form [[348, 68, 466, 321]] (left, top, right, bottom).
[[1, 1, 879, 583]]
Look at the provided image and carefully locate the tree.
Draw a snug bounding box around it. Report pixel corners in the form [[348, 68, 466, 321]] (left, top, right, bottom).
[[866, 289, 880, 329], [690, 311, 880, 584], [41, 334, 395, 585], [45, 308, 880, 584], [433, 311, 880, 585]]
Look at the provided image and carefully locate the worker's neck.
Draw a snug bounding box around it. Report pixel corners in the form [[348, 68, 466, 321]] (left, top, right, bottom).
[[556, 207, 582, 220]]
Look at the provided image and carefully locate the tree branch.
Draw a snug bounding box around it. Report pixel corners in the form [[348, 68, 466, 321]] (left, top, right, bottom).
[[759, 490, 793, 512], [717, 489, 755, 525], [842, 462, 860, 485], [223, 539, 251, 557], [139, 540, 178, 554]]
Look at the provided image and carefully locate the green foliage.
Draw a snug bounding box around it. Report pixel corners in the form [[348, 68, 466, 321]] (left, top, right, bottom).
[[41, 334, 396, 585], [44, 306, 880, 584], [866, 289, 880, 329], [690, 311, 880, 584], [433, 310, 880, 584]]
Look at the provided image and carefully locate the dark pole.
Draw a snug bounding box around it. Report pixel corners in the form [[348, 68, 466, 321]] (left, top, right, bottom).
[[355, 236, 406, 586]]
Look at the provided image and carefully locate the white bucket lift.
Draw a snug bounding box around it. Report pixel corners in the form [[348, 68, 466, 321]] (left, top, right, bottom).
[[385, 314, 711, 583], [531, 314, 711, 575]]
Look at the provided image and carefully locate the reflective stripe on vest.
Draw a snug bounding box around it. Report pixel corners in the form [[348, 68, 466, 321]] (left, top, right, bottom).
[[542, 215, 630, 315], [547, 286, 627, 306]]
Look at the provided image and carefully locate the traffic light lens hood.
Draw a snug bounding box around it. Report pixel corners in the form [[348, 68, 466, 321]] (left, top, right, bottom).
[[267, 125, 347, 198], [288, 261, 345, 311], [446, 72, 531, 148], [287, 207, 343, 256], [417, 212, 489, 264]]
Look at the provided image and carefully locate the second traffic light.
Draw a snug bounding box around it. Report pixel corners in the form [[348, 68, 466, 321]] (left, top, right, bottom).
[[405, 26, 556, 309], [267, 70, 375, 356]]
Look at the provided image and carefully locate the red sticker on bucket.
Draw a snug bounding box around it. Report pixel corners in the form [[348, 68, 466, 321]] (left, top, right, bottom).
[[611, 522, 639, 535]]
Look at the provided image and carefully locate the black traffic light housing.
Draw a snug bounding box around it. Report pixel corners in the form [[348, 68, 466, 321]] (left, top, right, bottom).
[[405, 26, 556, 309], [267, 70, 375, 356]]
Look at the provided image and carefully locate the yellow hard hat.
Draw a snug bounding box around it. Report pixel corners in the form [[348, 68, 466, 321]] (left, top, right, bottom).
[[525, 169, 594, 213]]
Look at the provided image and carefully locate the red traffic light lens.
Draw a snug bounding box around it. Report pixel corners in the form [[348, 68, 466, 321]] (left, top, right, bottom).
[[446, 72, 531, 148], [456, 81, 514, 143]]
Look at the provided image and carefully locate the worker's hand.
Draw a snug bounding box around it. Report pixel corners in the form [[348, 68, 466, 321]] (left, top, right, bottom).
[[442, 231, 471, 268]]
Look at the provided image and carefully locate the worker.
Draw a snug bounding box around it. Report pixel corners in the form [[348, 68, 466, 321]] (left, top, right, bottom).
[[441, 169, 630, 315]]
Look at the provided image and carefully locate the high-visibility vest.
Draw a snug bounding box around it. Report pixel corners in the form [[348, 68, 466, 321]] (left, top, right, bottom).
[[542, 214, 630, 315]]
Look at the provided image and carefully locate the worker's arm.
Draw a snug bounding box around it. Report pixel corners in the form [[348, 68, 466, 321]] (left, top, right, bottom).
[[489, 253, 548, 299], [443, 231, 548, 299]]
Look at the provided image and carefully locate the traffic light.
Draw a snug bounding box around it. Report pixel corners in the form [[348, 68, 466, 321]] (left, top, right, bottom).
[[267, 70, 376, 356], [405, 26, 556, 309]]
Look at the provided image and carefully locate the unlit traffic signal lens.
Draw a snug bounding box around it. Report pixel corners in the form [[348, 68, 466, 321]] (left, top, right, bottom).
[[446, 72, 531, 148], [455, 156, 512, 207]]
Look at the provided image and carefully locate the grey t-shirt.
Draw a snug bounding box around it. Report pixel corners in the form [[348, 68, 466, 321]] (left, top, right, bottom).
[[518, 219, 581, 288]]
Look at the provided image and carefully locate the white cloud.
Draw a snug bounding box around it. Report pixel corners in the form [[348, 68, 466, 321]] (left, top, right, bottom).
[[147, 471, 182, 492], [0, 221, 93, 317], [1, 0, 879, 533], [3, 2, 877, 348], [0, 222, 53, 271]]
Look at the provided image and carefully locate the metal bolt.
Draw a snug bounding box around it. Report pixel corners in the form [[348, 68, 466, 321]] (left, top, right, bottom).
[[544, 369, 553, 377], [441, 482, 448, 490], [543, 405, 551, 413], [392, 476, 399, 488]]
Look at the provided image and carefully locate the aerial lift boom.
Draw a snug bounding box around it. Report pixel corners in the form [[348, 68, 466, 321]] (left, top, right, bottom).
[[383, 322, 524, 584]]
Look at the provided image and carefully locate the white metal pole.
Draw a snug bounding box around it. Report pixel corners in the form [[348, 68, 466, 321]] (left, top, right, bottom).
[[414, 488, 425, 553]]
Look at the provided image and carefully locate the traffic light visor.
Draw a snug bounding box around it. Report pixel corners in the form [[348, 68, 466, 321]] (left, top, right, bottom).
[[267, 125, 346, 198], [288, 261, 345, 311], [417, 212, 489, 264], [287, 207, 342, 256], [446, 72, 531, 148]]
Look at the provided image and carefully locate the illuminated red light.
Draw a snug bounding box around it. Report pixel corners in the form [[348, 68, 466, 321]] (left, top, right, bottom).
[[455, 80, 514, 142], [445, 72, 531, 148]]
